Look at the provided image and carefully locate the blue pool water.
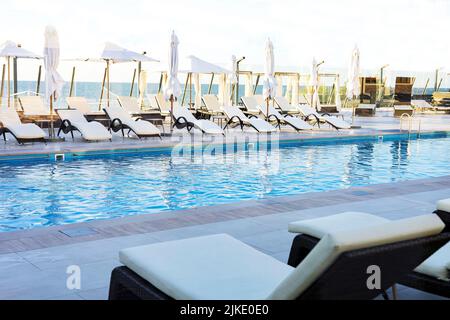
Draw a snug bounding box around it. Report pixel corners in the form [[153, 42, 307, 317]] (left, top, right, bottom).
[[1, 134, 450, 232]]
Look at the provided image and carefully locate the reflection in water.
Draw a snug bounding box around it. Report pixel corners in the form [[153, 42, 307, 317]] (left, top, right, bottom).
[[0, 137, 449, 232], [390, 140, 410, 173]]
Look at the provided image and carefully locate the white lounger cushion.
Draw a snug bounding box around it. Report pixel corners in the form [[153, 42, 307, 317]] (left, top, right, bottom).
[[412, 100, 433, 109], [297, 104, 351, 129], [19, 96, 52, 116], [257, 104, 313, 131], [357, 104, 376, 110], [288, 212, 389, 238], [241, 96, 262, 114], [120, 234, 293, 300], [269, 214, 444, 299], [320, 115, 351, 129], [66, 97, 104, 115], [120, 215, 443, 300], [394, 106, 413, 110], [57, 109, 111, 141], [0, 109, 46, 139], [415, 242, 450, 281], [436, 198, 450, 212], [173, 106, 224, 134], [106, 106, 160, 136], [274, 96, 301, 113], [118, 96, 144, 114], [6, 124, 46, 139], [222, 106, 276, 133]]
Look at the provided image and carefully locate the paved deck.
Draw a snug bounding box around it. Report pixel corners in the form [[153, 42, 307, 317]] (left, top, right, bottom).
[[1, 176, 449, 300]]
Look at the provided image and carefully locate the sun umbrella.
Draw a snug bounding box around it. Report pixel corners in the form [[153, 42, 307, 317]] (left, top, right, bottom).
[[346, 46, 360, 122], [101, 42, 158, 107], [138, 70, 147, 108], [0, 41, 41, 108], [44, 26, 64, 138], [262, 38, 276, 120], [310, 58, 320, 111], [163, 31, 181, 133], [230, 55, 237, 104]]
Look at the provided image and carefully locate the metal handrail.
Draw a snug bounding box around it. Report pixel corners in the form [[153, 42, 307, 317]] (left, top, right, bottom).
[[400, 113, 421, 137]]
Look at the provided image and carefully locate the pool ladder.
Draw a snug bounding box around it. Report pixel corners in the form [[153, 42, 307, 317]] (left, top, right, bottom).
[[400, 113, 421, 138]]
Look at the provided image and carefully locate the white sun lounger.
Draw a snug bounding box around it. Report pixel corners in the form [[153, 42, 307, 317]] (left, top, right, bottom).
[[56, 109, 112, 141], [222, 105, 276, 133], [18, 96, 54, 117], [104, 105, 161, 138], [242, 96, 312, 131], [117, 96, 155, 116], [411, 100, 436, 112], [287, 199, 450, 298], [152, 93, 173, 117], [240, 95, 262, 115], [66, 97, 105, 117], [0, 108, 46, 144], [110, 214, 444, 300], [172, 106, 224, 135], [297, 104, 351, 130], [200, 95, 226, 116], [272, 96, 302, 115]]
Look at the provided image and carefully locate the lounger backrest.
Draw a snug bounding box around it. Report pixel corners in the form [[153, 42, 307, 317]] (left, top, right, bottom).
[[268, 214, 444, 299], [172, 106, 197, 123], [105, 105, 132, 122], [19, 96, 49, 115], [253, 95, 265, 106], [118, 96, 141, 113], [274, 96, 297, 112], [240, 96, 261, 113], [0, 108, 22, 126], [202, 95, 222, 113], [57, 109, 88, 124], [256, 103, 282, 118], [298, 95, 309, 105], [66, 97, 93, 114], [222, 105, 249, 122], [153, 93, 173, 114], [297, 104, 317, 117]]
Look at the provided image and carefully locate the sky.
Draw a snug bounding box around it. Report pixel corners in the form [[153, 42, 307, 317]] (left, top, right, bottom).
[[0, 0, 449, 83]]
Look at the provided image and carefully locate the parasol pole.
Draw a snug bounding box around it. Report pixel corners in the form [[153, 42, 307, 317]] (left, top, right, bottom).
[[7, 57, 10, 108], [0, 64, 4, 106], [106, 59, 110, 107], [170, 94, 174, 133], [36, 65, 42, 95], [69, 66, 76, 97], [98, 67, 107, 110], [130, 68, 136, 97]]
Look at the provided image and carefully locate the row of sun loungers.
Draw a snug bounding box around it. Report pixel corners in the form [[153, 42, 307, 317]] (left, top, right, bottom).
[[108, 198, 450, 300], [0, 93, 354, 144]]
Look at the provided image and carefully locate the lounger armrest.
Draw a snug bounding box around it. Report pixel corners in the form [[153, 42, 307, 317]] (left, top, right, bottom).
[[304, 114, 320, 123], [60, 119, 73, 128], [267, 114, 281, 128], [134, 117, 144, 122], [247, 114, 258, 119], [109, 118, 124, 132]]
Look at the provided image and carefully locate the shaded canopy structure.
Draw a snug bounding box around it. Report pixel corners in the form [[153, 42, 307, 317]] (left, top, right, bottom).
[[0, 41, 41, 107]]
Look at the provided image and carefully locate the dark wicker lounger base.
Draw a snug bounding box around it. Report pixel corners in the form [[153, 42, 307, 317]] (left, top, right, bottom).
[[109, 232, 450, 300], [288, 232, 450, 299]]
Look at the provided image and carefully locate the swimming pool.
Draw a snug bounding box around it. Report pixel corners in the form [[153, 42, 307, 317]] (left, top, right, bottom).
[[1, 133, 450, 232]]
